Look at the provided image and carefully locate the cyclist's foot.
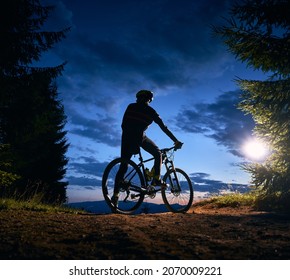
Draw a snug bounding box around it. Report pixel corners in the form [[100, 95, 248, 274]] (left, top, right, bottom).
[[111, 193, 119, 207], [151, 178, 168, 188]]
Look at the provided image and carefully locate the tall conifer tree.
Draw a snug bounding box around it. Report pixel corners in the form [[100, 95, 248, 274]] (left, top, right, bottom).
[[215, 0, 290, 209], [0, 0, 70, 202]]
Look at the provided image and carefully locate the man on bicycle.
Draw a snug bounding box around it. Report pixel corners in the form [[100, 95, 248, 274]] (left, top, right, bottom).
[[112, 90, 182, 205]]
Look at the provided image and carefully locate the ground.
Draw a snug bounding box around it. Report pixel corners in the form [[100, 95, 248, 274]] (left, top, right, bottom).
[[1, 203, 290, 260]]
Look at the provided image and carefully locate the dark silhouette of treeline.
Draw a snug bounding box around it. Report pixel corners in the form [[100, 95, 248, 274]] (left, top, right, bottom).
[[0, 0, 70, 203], [214, 0, 290, 211]]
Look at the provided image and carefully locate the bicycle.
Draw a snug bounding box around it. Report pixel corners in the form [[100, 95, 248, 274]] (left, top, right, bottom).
[[102, 145, 194, 214]]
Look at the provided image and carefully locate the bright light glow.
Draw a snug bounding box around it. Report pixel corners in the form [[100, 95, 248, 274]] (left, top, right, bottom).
[[242, 139, 269, 161]]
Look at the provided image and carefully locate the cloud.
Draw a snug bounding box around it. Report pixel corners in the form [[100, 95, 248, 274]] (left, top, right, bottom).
[[175, 90, 255, 157], [66, 156, 109, 188], [66, 176, 102, 189], [43, 0, 238, 133], [190, 172, 249, 193], [51, 0, 234, 95], [42, 0, 73, 30], [69, 157, 109, 178], [67, 108, 121, 147]]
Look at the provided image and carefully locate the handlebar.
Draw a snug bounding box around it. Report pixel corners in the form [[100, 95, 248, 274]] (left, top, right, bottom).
[[161, 142, 183, 153]]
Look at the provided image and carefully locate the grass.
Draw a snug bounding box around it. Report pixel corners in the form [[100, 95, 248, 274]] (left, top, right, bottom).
[[196, 192, 258, 208], [1, 192, 257, 213], [201, 191, 290, 212], [0, 197, 85, 214]]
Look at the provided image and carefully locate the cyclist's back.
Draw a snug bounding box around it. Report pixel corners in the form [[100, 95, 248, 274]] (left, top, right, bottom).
[[122, 102, 160, 144]]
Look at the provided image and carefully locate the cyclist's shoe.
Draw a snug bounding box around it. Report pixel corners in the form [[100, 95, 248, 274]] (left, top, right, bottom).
[[151, 178, 168, 188], [111, 193, 119, 207]]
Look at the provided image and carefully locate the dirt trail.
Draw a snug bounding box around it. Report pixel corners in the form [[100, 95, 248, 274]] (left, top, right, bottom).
[[1, 205, 290, 259]]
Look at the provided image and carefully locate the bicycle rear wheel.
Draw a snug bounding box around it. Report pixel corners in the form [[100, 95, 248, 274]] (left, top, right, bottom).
[[102, 157, 145, 214], [162, 168, 193, 213]]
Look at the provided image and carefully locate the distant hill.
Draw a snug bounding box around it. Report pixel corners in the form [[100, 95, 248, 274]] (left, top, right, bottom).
[[67, 182, 251, 215], [67, 200, 169, 214]]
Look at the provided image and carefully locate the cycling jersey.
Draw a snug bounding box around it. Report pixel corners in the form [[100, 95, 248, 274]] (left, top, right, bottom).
[[122, 102, 177, 146]]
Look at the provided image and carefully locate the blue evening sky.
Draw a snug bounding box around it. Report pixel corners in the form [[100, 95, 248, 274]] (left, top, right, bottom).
[[41, 0, 267, 202]]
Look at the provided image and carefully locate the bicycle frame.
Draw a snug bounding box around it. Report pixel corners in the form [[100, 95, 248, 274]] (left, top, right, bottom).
[[123, 146, 180, 198], [102, 143, 193, 214]]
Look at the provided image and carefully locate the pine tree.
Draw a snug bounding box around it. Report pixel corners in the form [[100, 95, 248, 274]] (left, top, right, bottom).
[[215, 0, 290, 210], [0, 0, 70, 203]]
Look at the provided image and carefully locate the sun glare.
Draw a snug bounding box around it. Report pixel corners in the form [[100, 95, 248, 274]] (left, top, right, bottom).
[[242, 139, 269, 161]]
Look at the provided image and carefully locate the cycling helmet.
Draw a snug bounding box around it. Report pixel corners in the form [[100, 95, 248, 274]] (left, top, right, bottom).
[[136, 90, 154, 103]]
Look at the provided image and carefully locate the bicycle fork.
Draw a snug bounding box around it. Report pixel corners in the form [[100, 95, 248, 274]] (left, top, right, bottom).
[[164, 160, 181, 193]]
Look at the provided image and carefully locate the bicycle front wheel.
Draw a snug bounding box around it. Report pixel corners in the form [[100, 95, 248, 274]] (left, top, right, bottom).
[[162, 168, 193, 213], [102, 157, 145, 214]]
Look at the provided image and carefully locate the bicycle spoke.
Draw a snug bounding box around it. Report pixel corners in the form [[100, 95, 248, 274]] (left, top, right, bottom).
[[162, 168, 193, 213], [102, 158, 145, 214]]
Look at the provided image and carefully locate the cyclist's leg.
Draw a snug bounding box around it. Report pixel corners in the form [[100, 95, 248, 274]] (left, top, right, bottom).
[[114, 138, 133, 194], [141, 136, 162, 181]]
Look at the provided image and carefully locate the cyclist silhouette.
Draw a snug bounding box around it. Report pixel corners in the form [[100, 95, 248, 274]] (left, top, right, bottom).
[[112, 90, 182, 205]]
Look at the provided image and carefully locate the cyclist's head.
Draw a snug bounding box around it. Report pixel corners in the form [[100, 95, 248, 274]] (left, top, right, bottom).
[[136, 90, 154, 104]]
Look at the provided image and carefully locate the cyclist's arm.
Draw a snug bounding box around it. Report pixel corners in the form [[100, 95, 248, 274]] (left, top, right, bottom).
[[154, 116, 178, 142]]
